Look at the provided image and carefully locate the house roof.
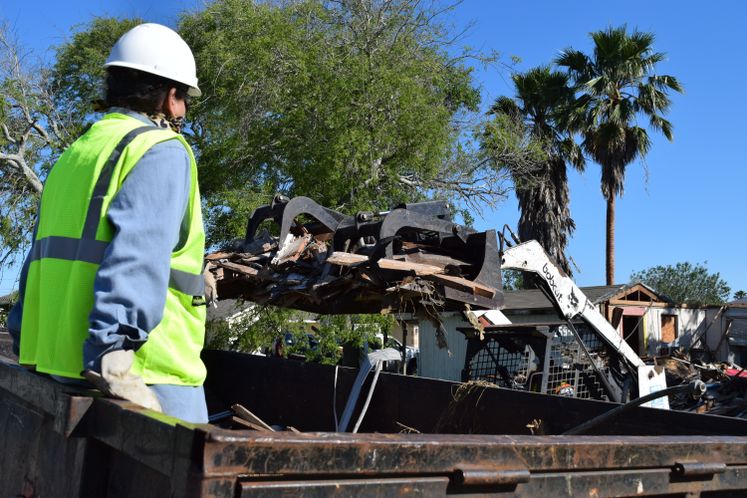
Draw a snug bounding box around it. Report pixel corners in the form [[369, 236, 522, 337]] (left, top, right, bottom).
[[503, 282, 669, 311]]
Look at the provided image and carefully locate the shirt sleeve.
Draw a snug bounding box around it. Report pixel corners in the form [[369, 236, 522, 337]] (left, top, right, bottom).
[[83, 138, 191, 372]]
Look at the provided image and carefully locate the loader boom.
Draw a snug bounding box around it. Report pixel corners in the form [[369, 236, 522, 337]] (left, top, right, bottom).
[[501, 240, 668, 407]]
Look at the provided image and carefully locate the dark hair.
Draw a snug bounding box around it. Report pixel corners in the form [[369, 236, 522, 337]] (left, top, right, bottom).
[[104, 66, 189, 113]]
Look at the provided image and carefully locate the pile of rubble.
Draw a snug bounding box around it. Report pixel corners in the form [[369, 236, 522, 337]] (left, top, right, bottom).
[[204, 195, 503, 316], [662, 352, 747, 417]]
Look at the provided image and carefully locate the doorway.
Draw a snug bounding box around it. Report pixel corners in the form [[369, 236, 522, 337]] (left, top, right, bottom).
[[622, 315, 643, 355]]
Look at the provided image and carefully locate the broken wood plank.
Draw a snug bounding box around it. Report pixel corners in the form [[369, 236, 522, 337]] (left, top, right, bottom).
[[326, 251, 444, 275], [218, 261, 259, 276], [378, 258, 444, 275], [231, 416, 269, 431], [424, 273, 496, 299], [272, 233, 312, 265], [205, 251, 233, 261], [326, 252, 368, 265], [232, 403, 275, 431]]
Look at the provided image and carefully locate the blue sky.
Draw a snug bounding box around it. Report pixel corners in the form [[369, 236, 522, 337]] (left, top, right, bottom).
[[1, 0, 746, 294]]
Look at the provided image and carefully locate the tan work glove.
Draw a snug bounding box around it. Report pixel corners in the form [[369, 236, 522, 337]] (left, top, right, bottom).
[[203, 264, 218, 307], [83, 349, 162, 412]]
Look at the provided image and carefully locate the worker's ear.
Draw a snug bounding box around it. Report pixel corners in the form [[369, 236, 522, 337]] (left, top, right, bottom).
[[162, 87, 185, 119]]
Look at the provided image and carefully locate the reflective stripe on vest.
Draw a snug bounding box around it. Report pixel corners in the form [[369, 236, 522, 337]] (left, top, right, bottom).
[[25, 125, 205, 297], [28, 236, 204, 296]]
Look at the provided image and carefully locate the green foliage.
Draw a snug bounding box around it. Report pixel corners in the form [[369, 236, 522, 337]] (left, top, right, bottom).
[[557, 25, 682, 283], [205, 303, 396, 365], [501, 269, 524, 291], [0, 18, 141, 269], [0, 28, 51, 266], [205, 304, 302, 353], [630, 262, 730, 306], [51, 17, 143, 134], [179, 0, 482, 248], [482, 66, 583, 277], [1, 2, 505, 272], [734, 290, 747, 301]]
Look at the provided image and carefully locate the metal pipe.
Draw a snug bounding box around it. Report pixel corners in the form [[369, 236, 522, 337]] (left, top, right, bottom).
[[563, 380, 707, 435]]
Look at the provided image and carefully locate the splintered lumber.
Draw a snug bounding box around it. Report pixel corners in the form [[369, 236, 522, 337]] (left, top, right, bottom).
[[327, 251, 444, 275], [219, 261, 259, 277], [232, 404, 275, 431], [204, 252, 234, 261], [272, 233, 312, 265], [425, 274, 496, 299]]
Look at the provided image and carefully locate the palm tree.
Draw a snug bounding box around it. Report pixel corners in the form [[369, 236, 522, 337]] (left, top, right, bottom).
[[484, 66, 584, 278], [557, 26, 683, 285]]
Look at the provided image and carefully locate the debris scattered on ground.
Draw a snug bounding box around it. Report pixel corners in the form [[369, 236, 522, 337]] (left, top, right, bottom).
[[661, 350, 747, 417]]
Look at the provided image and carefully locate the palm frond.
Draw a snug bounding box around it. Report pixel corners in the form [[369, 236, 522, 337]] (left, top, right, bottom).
[[555, 49, 591, 77], [488, 96, 521, 119], [648, 114, 673, 141]]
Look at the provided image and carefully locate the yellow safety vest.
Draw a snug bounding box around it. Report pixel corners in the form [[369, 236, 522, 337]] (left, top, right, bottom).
[[19, 112, 206, 386]]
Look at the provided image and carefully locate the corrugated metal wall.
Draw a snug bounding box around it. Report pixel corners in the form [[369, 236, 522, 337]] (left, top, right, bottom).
[[417, 313, 469, 381]]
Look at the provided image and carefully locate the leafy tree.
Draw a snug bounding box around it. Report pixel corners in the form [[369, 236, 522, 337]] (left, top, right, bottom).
[[179, 0, 508, 248], [483, 66, 583, 278], [206, 304, 396, 365], [557, 26, 682, 284], [1, 1, 516, 265], [501, 269, 523, 291], [733, 290, 747, 301], [0, 26, 57, 268], [630, 262, 730, 306], [0, 19, 140, 272], [50, 17, 143, 135]]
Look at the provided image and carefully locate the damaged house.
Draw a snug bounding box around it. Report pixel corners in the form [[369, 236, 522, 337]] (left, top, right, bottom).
[[416, 282, 730, 382]]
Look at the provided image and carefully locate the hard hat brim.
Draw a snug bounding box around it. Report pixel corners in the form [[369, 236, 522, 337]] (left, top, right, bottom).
[[105, 60, 202, 97]]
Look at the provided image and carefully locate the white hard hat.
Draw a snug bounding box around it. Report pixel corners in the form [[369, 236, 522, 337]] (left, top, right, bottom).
[[105, 23, 201, 97]]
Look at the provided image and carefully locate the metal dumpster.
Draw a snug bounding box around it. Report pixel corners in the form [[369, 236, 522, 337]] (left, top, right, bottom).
[[2, 350, 747, 497]]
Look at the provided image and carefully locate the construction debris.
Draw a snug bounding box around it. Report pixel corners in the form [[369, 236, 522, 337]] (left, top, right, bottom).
[[662, 351, 747, 417], [205, 195, 503, 315]]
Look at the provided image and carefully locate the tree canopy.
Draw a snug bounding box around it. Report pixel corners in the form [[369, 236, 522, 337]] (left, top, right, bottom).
[[180, 0, 509, 247], [482, 66, 583, 277], [630, 262, 731, 306], [0, 18, 141, 270]]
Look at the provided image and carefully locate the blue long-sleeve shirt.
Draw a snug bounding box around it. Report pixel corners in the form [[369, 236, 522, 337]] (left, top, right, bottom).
[[9, 109, 191, 372]]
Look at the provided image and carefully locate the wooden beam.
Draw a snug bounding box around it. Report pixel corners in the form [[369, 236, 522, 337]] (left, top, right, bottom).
[[425, 273, 496, 298], [232, 404, 275, 431], [326, 252, 368, 266], [326, 251, 444, 275], [218, 261, 259, 276]]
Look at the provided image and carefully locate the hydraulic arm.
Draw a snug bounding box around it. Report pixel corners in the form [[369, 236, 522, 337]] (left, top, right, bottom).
[[501, 240, 668, 407]]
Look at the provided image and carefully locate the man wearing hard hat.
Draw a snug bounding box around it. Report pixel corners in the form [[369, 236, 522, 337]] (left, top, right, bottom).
[[8, 23, 209, 423]]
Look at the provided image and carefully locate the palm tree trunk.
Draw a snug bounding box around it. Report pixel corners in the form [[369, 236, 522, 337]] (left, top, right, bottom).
[[606, 196, 615, 285]]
